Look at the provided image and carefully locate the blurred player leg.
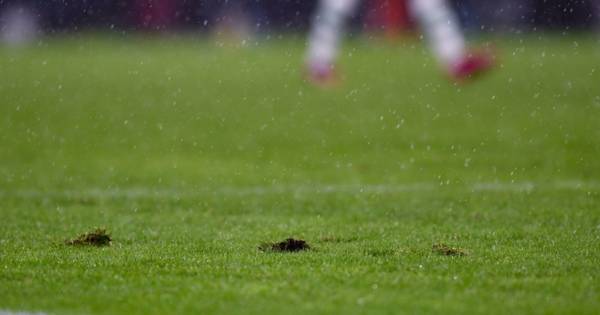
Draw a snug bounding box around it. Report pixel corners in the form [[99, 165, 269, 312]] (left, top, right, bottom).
[[305, 0, 493, 85], [0, 1, 39, 46], [409, 0, 493, 80], [305, 0, 360, 86], [410, 0, 465, 66]]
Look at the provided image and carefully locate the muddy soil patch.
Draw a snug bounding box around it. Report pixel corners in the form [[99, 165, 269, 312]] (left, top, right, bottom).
[[432, 243, 468, 256], [259, 238, 310, 252], [65, 228, 112, 246]]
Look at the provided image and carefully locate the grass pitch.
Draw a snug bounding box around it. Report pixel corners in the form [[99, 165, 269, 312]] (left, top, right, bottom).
[[1, 35, 599, 314]]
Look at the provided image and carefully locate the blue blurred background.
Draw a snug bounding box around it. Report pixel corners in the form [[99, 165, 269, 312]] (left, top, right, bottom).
[[0, 0, 598, 41]]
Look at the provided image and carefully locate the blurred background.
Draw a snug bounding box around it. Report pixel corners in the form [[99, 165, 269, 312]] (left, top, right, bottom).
[[1, 0, 599, 45]]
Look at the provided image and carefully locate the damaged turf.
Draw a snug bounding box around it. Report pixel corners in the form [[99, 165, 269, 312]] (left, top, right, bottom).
[[432, 243, 468, 256], [259, 238, 310, 252], [65, 228, 112, 246]]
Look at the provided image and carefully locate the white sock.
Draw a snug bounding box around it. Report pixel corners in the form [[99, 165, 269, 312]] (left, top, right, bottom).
[[409, 0, 466, 67], [306, 0, 360, 67]]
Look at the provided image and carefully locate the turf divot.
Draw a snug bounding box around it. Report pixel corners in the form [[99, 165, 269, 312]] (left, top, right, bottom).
[[259, 238, 310, 252], [432, 243, 468, 256], [65, 228, 112, 246]]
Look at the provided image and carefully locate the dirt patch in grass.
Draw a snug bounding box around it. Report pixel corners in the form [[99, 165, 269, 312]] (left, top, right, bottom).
[[259, 238, 310, 252], [65, 228, 112, 246], [432, 243, 468, 256]]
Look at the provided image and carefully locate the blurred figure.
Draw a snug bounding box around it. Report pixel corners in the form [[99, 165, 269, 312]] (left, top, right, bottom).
[[211, 1, 256, 41], [0, 2, 39, 46], [365, 0, 413, 38], [305, 0, 494, 86], [135, 0, 177, 30]]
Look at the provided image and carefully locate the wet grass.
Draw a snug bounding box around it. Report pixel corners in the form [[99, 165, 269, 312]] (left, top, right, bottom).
[[0, 35, 599, 315]]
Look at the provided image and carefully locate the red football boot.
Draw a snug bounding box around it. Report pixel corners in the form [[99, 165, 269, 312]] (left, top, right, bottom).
[[304, 62, 340, 88], [449, 49, 495, 82]]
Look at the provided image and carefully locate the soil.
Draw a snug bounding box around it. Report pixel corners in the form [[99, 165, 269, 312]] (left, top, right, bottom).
[[259, 238, 310, 252], [432, 243, 468, 256], [65, 228, 112, 246]]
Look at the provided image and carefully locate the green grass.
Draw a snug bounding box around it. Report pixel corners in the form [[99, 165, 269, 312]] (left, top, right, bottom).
[[1, 34, 600, 315]]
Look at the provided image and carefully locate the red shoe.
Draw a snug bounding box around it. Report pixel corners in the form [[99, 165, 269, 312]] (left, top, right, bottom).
[[304, 62, 340, 88], [449, 50, 495, 82]]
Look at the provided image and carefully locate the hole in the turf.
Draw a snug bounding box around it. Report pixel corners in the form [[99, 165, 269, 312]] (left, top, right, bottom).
[[432, 243, 468, 256], [65, 228, 112, 247], [259, 238, 310, 252]]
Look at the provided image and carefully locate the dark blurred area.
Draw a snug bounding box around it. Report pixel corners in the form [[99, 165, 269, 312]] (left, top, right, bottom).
[[0, 0, 599, 39]]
